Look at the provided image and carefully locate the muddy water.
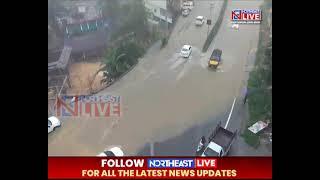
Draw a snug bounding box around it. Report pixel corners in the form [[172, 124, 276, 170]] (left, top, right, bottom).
[[48, 0, 263, 156]]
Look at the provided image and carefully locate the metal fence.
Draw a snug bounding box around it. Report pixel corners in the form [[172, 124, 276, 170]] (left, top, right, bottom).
[[48, 75, 69, 116]]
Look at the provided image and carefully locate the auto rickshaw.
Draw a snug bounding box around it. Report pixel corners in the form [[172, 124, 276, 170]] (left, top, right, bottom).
[[208, 49, 222, 69]]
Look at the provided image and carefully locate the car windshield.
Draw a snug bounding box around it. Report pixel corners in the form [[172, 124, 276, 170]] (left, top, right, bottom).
[[48, 120, 52, 127], [182, 48, 189, 51], [104, 151, 116, 156], [203, 147, 220, 156], [196, 17, 203, 21]]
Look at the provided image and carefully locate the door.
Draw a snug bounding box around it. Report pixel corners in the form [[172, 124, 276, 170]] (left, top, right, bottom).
[[48, 120, 54, 133]]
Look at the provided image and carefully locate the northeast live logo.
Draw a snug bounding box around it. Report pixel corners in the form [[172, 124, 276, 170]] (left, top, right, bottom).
[[147, 159, 216, 168], [232, 9, 241, 20], [231, 9, 262, 21]]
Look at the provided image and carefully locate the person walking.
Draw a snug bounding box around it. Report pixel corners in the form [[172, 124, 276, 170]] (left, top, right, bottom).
[[196, 136, 206, 155], [200, 136, 206, 145], [243, 87, 248, 104]]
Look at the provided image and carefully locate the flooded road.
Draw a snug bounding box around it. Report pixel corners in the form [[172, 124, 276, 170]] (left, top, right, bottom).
[[48, 0, 264, 156]]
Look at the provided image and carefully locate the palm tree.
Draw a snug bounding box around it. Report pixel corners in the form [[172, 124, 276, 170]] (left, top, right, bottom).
[[105, 49, 128, 78], [88, 47, 127, 92], [89, 41, 144, 92]]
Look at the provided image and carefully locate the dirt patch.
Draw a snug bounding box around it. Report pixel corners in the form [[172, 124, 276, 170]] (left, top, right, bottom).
[[67, 62, 106, 95]]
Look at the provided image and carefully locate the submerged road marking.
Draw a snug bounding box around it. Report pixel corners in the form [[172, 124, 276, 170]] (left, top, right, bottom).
[[225, 97, 236, 129]]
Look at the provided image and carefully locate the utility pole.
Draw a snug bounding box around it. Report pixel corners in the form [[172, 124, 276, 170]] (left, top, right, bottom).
[[207, 23, 209, 37], [210, 2, 214, 22], [166, 14, 168, 37], [207, 2, 214, 37]]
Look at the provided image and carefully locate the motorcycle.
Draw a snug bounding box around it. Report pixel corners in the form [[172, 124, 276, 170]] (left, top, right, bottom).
[[195, 136, 206, 156]]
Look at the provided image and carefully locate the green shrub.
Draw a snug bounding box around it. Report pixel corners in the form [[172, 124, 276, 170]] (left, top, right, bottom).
[[103, 41, 144, 79], [243, 0, 272, 147], [241, 129, 260, 148]]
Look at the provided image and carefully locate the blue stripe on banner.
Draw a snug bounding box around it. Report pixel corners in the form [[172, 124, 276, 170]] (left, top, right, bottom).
[[147, 158, 195, 168]]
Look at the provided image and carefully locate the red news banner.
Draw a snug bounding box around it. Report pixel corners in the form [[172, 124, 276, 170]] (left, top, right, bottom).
[[48, 157, 272, 179]]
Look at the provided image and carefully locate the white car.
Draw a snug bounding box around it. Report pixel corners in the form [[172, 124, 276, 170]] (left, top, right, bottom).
[[180, 45, 192, 58], [231, 23, 239, 30], [182, 9, 189, 16], [48, 116, 61, 134], [195, 16, 205, 26], [97, 146, 124, 157]]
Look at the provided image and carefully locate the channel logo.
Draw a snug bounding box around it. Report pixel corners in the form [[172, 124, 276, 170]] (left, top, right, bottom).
[[231, 9, 262, 24]]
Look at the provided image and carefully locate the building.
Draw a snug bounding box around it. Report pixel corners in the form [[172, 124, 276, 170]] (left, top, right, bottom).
[[62, 0, 101, 24], [58, 0, 107, 38], [268, 8, 272, 38], [143, 0, 173, 26]]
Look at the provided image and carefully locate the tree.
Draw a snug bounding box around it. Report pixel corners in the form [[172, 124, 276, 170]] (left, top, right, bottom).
[[104, 41, 144, 78], [100, 0, 121, 25], [88, 48, 126, 93], [90, 40, 144, 89], [111, 0, 149, 41], [118, 42, 144, 65], [123, 0, 148, 39]]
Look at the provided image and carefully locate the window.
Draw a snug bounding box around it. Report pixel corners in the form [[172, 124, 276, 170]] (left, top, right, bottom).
[[104, 151, 115, 156], [48, 120, 52, 127], [153, 16, 160, 22], [203, 148, 219, 156], [160, 8, 166, 16]]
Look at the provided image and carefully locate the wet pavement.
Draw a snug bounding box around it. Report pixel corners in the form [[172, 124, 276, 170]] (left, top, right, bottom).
[[48, 0, 269, 156]]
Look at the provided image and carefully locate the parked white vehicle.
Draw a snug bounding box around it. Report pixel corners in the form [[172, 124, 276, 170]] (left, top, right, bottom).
[[180, 45, 192, 58], [182, 9, 189, 16], [231, 23, 239, 30], [97, 146, 124, 157], [195, 16, 205, 26], [48, 116, 61, 134]]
